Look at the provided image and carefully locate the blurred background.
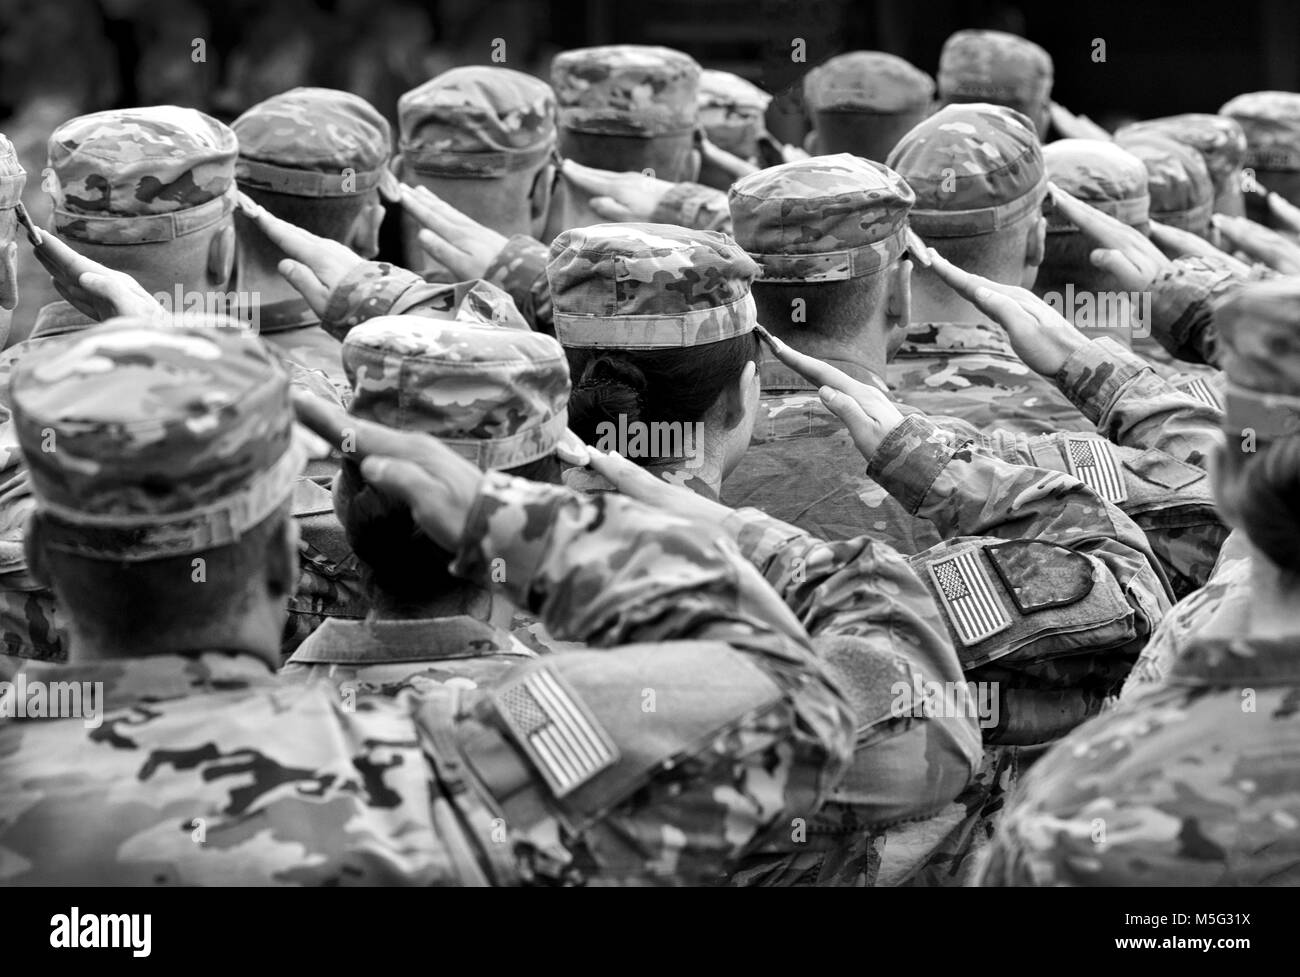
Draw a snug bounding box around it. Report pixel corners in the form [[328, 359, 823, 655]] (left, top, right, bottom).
[[2, 0, 1297, 336]]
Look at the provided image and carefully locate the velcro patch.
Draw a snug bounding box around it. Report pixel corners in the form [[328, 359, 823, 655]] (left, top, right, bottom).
[[927, 549, 1012, 647], [1064, 436, 1128, 503], [986, 540, 1094, 614], [491, 665, 618, 798]]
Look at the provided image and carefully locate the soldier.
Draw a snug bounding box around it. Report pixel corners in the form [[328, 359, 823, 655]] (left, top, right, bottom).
[[977, 277, 1300, 886], [935, 30, 1053, 138], [697, 68, 772, 166], [884, 104, 1095, 435], [232, 87, 392, 397], [1114, 131, 1216, 239], [1115, 113, 1249, 217], [1219, 90, 1300, 221], [0, 136, 23, 351], [802, 51, 934, 163], [0, 317, 857, 884], [393, 67, 558, 277], [281, 315, 585, 687]]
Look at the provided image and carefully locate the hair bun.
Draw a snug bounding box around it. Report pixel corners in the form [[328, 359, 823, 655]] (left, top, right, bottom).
[[568, 354, 648, 442]]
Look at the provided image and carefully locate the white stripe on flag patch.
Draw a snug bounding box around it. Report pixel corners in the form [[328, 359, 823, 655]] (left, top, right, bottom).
[[1064, 437, 1128, 503], [927, 548, 1012, 647], [493, 665, 618, 797], [1181, 377, 1222, 410]]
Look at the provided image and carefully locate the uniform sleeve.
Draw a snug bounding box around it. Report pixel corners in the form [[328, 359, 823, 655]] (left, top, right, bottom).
[[1052, 336, 1223, 467], [1149, 254, 1264, 366], [649, 182, 733, 234], [482, 235, 554, 334]]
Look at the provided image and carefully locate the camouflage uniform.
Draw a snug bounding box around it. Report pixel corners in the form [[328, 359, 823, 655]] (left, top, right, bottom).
[[1219, 90, 1300, 203], [232, 87, 393, 400], [282, 315, 580, 685], [801, 51, 934, 162], [977, 280, 1300, 885], [0, 319, 858, 885], [1114, 114, 1248, 216], [698, 69, 772, 164], [935, 30, 1053, 138], [885, 104, 1096, 435], [0, 135, 24, 350]]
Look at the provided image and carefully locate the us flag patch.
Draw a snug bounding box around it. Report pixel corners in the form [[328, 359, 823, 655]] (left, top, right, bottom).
[[1181, 377, 1222, 410], [1064, 437, 1128, 503], [492, 666, 618, 798], [927, 549, 1011, 647]]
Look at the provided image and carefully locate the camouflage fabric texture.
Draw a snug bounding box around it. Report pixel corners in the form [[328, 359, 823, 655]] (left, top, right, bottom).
[[729, 154, 914, 282], [342, 315, 573, 469], [1043, 139, 1151, 230], [697, 69, 771, 159], [0, 471, 856, 884], [398, 67, 557, 178], [886, 103, 1045, 237], [1113, 131, 1215, 233], [48, 106, 238, 244], [547, 222, 758, 348], [551, 45, 701, 137], [1220, 90, 1300, 171], [0, 134, 25, 209], [233, 87, 391, 196], [11, 319, 300, 561], [977, 634, 1300, 885], [1114, 114, 1247, 202], [936, 30, 1052, 117], [802, 51, 935, 114]]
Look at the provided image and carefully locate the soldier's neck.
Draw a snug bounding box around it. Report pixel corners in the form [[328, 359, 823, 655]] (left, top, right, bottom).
[[70, 631, 281, 670], [770, 327, 889, 383], [370, 585, 493, 623], [1245, 556, 1300, 641], [236, 256, 310, 308], [910, 278, 990, 325]]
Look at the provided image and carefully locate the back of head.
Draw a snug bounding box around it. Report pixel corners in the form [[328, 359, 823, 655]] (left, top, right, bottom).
[[730, 153, 913, 341], [1212, 279, 1300, 577], [397, 66, 557, 241], [1114, 131, 1215, 238], [548, 221, 760, 460], [233, 86, 391, 258], [698, 69, 772, 162], [13, 316, 300, 656], [936, 29, 1053, 137], [888, 102, 1045, 282], [1039, 138, 1150, 294], [46, 106, 239, 298], [1220, 91, 1300, 219], [1115, 114, 1247, 216], [551, 45, 701, 181], [802, 51, 934, 161], [337, 307, 570, 606]]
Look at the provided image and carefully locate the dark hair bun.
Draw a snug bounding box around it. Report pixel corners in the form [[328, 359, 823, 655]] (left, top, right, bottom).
[[568, 354, 648, 442]]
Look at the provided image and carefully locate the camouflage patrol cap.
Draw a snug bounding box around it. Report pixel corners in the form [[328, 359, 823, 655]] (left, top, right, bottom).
[[343, 315, 575, 469], [11, 318, 301, 562], [551, 45, 701, 138], [1214, 279, 1300, 441], [48, 106, 238, 245], [1114, 131, 1214, 232], [698, 69, 771, 157], [0, 134, 25, 210], [886, 103, 1044, 238], [233, 87, 391, 197], [548, 222, 757, 348], [1220, 91, 1300, 172], [804, 51, 934, 115], [398, 67, 557, 179], [936, 30, 1052, 109], [1114, 115, 1247, 199], [1043, 139, 1150, 232], [729, 153, 914, 282]]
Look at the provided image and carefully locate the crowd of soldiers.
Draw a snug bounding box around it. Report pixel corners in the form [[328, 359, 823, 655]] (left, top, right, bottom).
[[0, 27, 1296, 887]]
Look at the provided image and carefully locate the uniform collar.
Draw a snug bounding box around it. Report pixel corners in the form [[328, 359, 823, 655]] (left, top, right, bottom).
[[286, 614, 524, 666], [896, 320, 1017, 358], [9, 651, 276, 713], [30, 301, 95, 340], [1167, 636, 1300, 688]]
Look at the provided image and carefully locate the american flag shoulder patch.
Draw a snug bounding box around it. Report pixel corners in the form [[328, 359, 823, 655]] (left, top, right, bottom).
[[1064, 436, 1128, 503], [926, 549, 1012, 647], [491, 665, 619, 798], [1180, 377, 1222, 410]]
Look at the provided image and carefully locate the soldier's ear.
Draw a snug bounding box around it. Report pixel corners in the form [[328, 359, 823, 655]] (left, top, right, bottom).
[[1026, 213, 1046, 269], [0, 240, 18, 311], [721, 358, 759, 430], [529, 162, 555, 229], [689, 148, 702, 183], [886, 257, 912, 324], [208, 223, 237, 287], [347, 199, 385, 259], [23, 514, 50, 589]]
